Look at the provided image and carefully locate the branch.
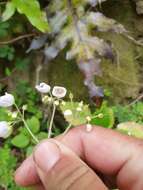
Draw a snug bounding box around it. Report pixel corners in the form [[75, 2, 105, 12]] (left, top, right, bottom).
[[0, 33, 36, 45], [127, 93, 143, 107]]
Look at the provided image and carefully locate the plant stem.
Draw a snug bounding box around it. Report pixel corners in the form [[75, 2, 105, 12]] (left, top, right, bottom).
[[14, 103, 39, 144], [63, 124, 72, 136], [48, 103, 56, 138]]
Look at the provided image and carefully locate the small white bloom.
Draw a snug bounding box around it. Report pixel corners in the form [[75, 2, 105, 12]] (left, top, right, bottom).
[[0, 121, 12, 138], [0, 93, 15, 107], [86, 116, 91, 122], [35, 82, 51, 93], [54, 100, 60, 106], [86, 124, 93, 132], [76, 107, 82, 112], [64, 109, 73, 116], [52, 86, 67, 98]]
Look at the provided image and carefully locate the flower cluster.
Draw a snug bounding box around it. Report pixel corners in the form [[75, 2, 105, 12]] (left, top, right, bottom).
[[35, 82, 67, 98]]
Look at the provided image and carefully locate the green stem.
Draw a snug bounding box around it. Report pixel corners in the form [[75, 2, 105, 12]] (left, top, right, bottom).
[[48, 103, 56, 138], [14, 103, 39, 144]]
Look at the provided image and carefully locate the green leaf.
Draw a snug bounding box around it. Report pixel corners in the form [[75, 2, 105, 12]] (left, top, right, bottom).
[[60, 101, 91, 126], [37, 132, 48, 140], [12, 0, 49, 32], [2, 2, 16, 22], [11, 134, 30, 148], [26, 146, 34, 156], [26, 116, 40, 134], [5, 67, 11, 76], [117, 122, 143, 139], [0, 22, 10, 38], [91, 102, 114, 128]]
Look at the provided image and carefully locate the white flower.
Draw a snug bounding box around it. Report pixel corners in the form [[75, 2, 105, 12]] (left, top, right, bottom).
[[76, 107, 82, 112], [64, 109, 73, 116], [52, 86, 67, 98], [86, 124, 92, 132], [0, 93, 15, 107], [0, 121, 12, 138], [35, 83, 51, 93]]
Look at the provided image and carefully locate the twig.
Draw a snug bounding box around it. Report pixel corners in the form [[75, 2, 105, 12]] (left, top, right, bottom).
[[123, 34, 143, 47], [127, 93, 143, 107], [0, 33, 36, 45]]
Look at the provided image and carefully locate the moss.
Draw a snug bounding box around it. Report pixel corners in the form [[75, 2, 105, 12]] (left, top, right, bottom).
[[32, 0, 143, 103]]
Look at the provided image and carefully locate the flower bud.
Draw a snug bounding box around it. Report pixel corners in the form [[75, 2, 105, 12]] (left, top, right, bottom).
[[0, 93, 15, 107], [76, 107, 82, 112], [35, 83, 51, 93], [54, 100, 60, 106], [22, 105, 28, 111], [86, 124, 92, 132], [86, 116, 91, 122], [0, 121, 12, 138], [98, 113, 104, 118], [64, 109, 73, 116]]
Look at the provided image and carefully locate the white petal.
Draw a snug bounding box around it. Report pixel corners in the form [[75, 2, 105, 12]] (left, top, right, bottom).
[[0, 121, 12, 138], [35, 82, 51, 93], [52, 86, 67, 98], [0, 93, 15, 107]]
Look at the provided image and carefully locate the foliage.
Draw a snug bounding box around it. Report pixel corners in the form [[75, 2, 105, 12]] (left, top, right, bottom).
[[2, 0, 49, 32], [0, 45, 15, 61], [0, 1, 143, 189], [0, 145, 26, 189], [113, 102, 143, 124]]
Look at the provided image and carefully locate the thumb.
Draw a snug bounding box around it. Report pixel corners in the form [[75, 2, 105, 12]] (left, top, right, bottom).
[[33, 140, 107, 190]]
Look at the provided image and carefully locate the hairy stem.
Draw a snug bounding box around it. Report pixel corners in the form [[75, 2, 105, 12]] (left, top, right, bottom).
[[14, 103, 39, 144]]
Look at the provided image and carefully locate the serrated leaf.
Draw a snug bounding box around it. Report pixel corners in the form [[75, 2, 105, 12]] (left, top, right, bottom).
[[91, 102, 114, 128], [2, 2, 16, 22], [11, 134, 30, 148], [60, 101, 91, 126], [26, 116, 40, 134]]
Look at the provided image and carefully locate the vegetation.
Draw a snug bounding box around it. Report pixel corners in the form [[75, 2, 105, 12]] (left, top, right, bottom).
[[0, 0, 143, 189]]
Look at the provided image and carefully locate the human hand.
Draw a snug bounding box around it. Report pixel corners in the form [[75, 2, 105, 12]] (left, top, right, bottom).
[[15, 126, 143, 190]]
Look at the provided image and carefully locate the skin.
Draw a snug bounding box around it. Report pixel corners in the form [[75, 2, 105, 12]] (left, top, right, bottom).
[[15, 126, 143, 190]]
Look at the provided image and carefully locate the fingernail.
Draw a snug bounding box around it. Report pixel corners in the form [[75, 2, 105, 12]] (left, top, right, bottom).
[[34, 141, 60, 173]]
